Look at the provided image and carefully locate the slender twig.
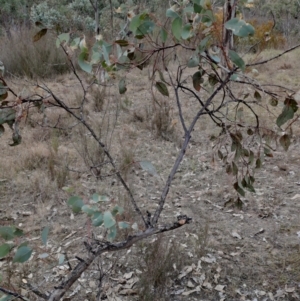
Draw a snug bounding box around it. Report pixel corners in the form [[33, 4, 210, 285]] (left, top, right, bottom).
[[177, 84, 224, 126], [152, 74, 231, 225], [166, 66, 188, 134], [23, 283, 49, 300], [246, 43, 300, 67]]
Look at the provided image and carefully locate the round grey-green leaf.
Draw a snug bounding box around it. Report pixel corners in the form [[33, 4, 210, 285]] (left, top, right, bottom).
[[13, 246, 33, 263]]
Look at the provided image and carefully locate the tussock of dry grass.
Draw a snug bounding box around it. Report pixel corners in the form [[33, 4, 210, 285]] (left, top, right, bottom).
[[0, 27, 69, 79]]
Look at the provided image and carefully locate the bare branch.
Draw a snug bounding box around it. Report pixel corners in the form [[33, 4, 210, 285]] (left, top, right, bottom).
[[246, 43, 300, 66], [152, 75, 232, 225]]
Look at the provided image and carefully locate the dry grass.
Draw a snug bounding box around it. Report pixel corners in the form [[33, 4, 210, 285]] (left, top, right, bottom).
[[0, 27, 69, 79], [136, 234, 184, 301]]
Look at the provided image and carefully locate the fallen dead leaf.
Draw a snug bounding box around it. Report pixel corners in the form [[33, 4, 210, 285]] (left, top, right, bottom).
[[231, 230, 242, 239], [215, 284, 226, 292], [181, 285, 201, 296], [123, 272, 133, 279]]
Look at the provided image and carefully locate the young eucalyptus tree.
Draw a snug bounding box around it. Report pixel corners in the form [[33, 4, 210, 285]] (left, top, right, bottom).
[[0, 0, 300, 300]]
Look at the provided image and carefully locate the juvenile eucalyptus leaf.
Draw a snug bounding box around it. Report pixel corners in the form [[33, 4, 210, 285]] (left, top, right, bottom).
[[158, 70, 169, 85], [56, 33, 70, 48], [81, 205, 96, 216], [284, 97, 298, 112], [140, 160, 159, 177], [242, 149, 249, 157], [232, 161, 238, 176], [198, 36, 210, 53], [254, 91, 261, 101], [70, 37, 80, 50], [264, 147, 273, 157], [111, 205, 124, 217], [0, 243, 12, 258], [155, 81, 169, 97], [92, 212, 103, 227], [13, 246, 32, 263], [0, 108, 15, 126], [67, 196, 84, 213], [181, 24, 193, 40], [208, 74, 218, 86], [228, 50, 245, 71], [172, 17, 182, 40], [234, 143, 242, 160], [192, 71, 203, 91], [248, 150, 254, 165], [0, 91, 8, 101], [279, 134, 291, 151], [276, 105, 294, 127], [246, 182, 255, 193], [92, 193, 109, 203], [183, 6, 194, 13], [0, 294, 13, 301], [41, 227, 49, 246], [160, 28, 168, 43], [233, 182, 245, 197], [255, 158, 262, 169], [0, 227, 14, 240], [187, 55, 199, 68], [166, 8, 180, 18], [13, 227, 23, 237], [225, 18, 255, 37], [119, 78, 127, 94], [103, 211, 116, 228], [107, 224, 117, 241], [33, 28, 47, 42], [115, 40, 129, 47], [129, 14, 142, 34], [230, 73, 238, 81], [78, 52, 92, 74], [91, 51, 102, 64], [118, 221, 130, 229], [202, 10, 214, 26], [137, 21, 155, 36], [193, 3, 203, 13]]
